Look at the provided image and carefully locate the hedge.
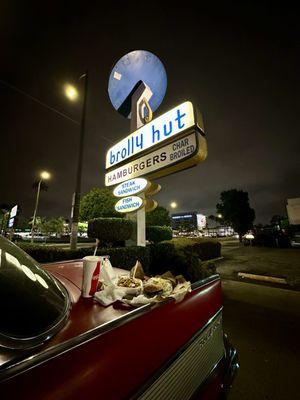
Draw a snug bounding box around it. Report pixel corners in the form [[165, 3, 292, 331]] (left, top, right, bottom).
[[19, 239, 219, 283], [19, 243, 150, 272], [88, 218, 134, 244], [183, 240, 221, 260], [146, 226, 173, 243], [148, 241, 217, 282]]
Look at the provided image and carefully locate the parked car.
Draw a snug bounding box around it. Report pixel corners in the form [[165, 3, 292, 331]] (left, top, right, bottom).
[[21, 232, 48, 242], [0, 235, 238, 399]]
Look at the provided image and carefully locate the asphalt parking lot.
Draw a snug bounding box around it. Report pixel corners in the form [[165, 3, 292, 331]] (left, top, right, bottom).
[[217, 242, 300, 290], [218, 241, 300, 399], [222, 280, 300, 400]]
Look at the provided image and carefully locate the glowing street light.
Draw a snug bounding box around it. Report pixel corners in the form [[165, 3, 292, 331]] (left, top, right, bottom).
[[217, 213, 222, 218], [31, 170, 51, 243], [40, 170, 51, 180], [64, 72, 88, 250], [170, 202, 177, 209], [64, 84, 79, 101]]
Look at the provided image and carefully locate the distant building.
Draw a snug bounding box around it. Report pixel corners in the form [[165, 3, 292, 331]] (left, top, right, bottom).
[[171, 211, 206, 231], [287, 198, 300, 225], [171, 210, 235, 237]]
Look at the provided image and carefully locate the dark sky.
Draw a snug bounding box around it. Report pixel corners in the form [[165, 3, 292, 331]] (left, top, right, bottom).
[[0, 2, 299, 224]]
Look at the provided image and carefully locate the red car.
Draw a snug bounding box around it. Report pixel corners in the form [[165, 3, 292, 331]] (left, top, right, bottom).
[[0, 236, 238, 399]]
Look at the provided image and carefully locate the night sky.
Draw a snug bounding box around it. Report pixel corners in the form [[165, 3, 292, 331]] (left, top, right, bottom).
[[0, 2, 299, 224]]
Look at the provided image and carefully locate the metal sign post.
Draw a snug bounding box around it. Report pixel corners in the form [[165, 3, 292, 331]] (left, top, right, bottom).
[[126, 81, 153, 247]]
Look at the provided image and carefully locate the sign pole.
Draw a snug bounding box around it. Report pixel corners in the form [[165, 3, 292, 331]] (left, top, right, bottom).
[[127, 82, 153, 247]]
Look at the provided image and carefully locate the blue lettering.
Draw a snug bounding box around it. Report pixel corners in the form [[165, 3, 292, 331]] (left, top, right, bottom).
[[175, 109, 186, 129], [127, 138, 131, 156], [121, 148, 126, 158], [152, 125, 160, 143], [110, 151, 115, 166], [136, 134, 143, 151], [164, 121, 172, 136]]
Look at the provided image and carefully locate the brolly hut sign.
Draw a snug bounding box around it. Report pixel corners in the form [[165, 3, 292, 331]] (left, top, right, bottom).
[[106, 50, 207, 246], [105, 101, 206, 186]]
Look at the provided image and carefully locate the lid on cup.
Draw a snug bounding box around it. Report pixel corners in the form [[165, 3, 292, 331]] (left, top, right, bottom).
[[83, 255, 109, 261]]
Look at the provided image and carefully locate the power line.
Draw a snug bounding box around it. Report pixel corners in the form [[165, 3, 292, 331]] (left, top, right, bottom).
[[0, 79, 80, 125], [0, 79, 114, 144]]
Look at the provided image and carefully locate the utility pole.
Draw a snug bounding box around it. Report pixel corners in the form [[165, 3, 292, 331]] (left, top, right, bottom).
[[70, 71, 88, 250]]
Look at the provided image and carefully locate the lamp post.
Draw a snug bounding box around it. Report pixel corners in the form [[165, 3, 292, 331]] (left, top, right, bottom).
[[31, 171, 51, 243], [65, 71, 88, 250]]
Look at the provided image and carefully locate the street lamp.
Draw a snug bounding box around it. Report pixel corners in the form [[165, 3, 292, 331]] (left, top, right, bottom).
[[64, 71, 88, 250], [31, 170, 51, 242], [217, 213, 222, 219], [64, 84, 79, 101], [170, 202, 177, 209]]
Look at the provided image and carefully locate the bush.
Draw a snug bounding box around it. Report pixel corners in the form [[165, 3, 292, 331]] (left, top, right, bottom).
[[88, 218, 134, 244], [146, 226, 173, 243], [19, 239, 219, 284], [148, 242, 217, 282], [184, 240, 221, 260], [19, 243, 150, 272]]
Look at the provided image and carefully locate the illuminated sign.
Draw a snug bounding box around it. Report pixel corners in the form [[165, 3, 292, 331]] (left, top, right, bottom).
[[8, 218, 14, 228], [105, 131, 207, 186], [115, 196, 144, 213], [106, 102, 198, 169], [113, 178, 149, 197], [10, 205, 18, 219], [196, 214, 206, 229]]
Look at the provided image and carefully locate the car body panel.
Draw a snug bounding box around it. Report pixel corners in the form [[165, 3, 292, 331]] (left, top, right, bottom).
[[0, 258, 237, 399]]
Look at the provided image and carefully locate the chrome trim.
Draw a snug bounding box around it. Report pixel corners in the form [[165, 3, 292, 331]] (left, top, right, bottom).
[[191, 274, 220, 290], [130, 307, 223, 400]]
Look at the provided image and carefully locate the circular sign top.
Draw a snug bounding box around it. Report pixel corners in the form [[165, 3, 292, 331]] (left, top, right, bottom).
[[108, 50, 167, 118]]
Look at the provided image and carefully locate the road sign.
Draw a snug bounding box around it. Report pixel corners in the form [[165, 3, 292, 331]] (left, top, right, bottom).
[[108, 50, 167, 118]]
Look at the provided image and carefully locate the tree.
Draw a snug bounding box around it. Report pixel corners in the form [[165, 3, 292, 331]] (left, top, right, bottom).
[[216, 189, 255, 241], [80, 188, 119, 221], [146, 206, 171, 227], [270, 215, 284, 227], [41, 217, 66, 237]]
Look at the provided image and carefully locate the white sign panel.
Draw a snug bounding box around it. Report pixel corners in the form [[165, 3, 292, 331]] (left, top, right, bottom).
[[106, 101, 195, 169], [106, 132, 198, 186], [8, 218, 14, 228], [113, 178, 149, 197], [115, 196, 144, 213], [10, 205, 18, 219], [197, 214, 206, 229]]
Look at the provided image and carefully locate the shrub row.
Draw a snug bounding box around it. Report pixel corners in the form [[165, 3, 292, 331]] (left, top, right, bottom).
[[88, 218, 172, 245], [88, 218, 134, 244], [146, 226, 173, 243], [19, 243, 150, 271], [148, 242, 217, 282], [19, 239, 220, 283], [181, 240, 221, 261]]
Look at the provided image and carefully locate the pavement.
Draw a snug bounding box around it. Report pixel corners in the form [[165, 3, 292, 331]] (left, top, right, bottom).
[[217, 240, 300, 290], [218, 240, 300, 399], [222, 280, 300, 400]]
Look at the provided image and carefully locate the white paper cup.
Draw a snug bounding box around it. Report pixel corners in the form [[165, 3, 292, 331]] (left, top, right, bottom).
[[82, 256, 104, 298]]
